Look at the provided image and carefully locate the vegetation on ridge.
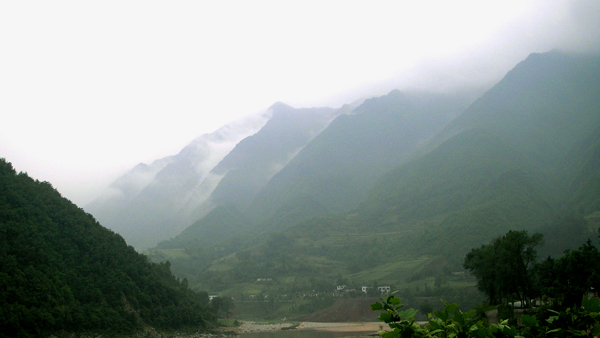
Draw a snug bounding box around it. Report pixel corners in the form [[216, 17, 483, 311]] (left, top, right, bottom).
[[0, 159, 215, 337]]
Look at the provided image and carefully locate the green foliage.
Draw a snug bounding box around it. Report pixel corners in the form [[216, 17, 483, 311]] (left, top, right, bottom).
[[539, 239, 600, 308], [371, 295, 488, 338], [464, 230, 543, 307], [0, 159, 214, 337], [372, 295, 600, 338]]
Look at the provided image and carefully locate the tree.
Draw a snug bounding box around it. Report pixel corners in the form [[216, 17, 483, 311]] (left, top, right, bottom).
[[540, 239, 600, 307], [464, 230, 543, 307], [211, 296, 234, 318]]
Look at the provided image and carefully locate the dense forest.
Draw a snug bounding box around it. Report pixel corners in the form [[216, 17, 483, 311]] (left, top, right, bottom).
[[0, 159, 215, 337]]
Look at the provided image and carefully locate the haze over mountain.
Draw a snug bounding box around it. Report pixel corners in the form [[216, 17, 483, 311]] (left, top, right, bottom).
[[138, 51, 600, 297], [247, 90, 471, 221], [86, 103, 346, 248]]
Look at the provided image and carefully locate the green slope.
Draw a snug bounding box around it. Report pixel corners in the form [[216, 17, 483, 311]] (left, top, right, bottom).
[[430, 51, 600, 199], [247, 90, 470, 220], [564, 125, 600, 215], [205, 103, 344, 212], [151, 52, 600, 311], [0, 159, 214, 337]]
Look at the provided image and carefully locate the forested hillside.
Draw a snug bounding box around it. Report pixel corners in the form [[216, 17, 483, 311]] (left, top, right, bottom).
[[0, 159, 214, 337]]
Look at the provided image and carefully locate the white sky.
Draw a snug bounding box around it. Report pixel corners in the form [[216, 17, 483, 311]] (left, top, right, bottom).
[[1, 0, 599, 207]]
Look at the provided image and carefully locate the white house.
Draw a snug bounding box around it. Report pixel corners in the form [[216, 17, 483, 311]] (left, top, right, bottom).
[[378, 286, 390, 294]]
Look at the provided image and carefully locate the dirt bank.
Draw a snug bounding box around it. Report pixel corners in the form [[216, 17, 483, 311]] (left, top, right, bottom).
[[234, 321, 382, 335], [295, 298, 380, 322]]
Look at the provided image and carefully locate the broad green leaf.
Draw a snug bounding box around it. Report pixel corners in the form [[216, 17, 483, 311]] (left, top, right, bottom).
[[520, 314, 538, 327], [371, 302, 383, 311], [379, 312, 392, 322], [389, 296, 401, 305], [463, 309, 476, 319], [399, 308, 418, 319], [582, 295, 600, 312], [445, 302, 459, 313]]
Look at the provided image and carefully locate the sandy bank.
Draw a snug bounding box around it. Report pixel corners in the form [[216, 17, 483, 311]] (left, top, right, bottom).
[[236, 321, 382, 334]]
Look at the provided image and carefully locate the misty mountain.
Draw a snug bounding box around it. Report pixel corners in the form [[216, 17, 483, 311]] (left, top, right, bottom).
[[86, 104, 344, 249], [85, 113, 269, 249], [186, 103, 347, 220], [147, 90, 472, 274], [342, 51, 600, 261], [247, 90, 471, 221], [154, 51, 600, 294], [429, 51, 600, 198]]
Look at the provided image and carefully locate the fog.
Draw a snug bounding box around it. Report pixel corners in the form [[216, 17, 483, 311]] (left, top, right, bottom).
[[1, 0, 599, 206]]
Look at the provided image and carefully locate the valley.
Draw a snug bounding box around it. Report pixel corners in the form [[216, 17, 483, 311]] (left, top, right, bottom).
[[100, 51, 600, 321]]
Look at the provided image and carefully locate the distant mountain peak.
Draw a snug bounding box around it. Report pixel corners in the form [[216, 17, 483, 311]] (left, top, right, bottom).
[[269, 101, 294, 112], [388, 89, 402, 96]]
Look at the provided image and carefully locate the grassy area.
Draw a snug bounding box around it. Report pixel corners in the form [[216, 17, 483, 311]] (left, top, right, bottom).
[[350, 256, 434, 284], [217, 318, 240, 326]]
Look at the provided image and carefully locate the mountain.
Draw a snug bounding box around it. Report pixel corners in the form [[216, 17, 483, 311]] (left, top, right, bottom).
[[144, 90, 472, 280], [170, 51, 600, 296], [86, 103, 343, 249], [247, 90, 471, 221], [429, 51, 600, 199], [0, 159, 214, 337], [187, 103, 347, 220], [342, 51, 600, 263]]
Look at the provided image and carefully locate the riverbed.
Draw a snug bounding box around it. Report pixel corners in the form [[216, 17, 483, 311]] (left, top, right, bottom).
[[236, 321, 382, 337]]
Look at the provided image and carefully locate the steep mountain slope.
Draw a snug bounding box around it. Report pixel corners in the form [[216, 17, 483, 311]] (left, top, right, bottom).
[[146, 90, 471, 280], [247, 90, 471, 220], [158, 203, 250, 250], [178, 51, 600, 295], [0, 159, 214, 337], [85, 113, 270, 249], [186, 103, 345, 219], [429, 51, 600, 199], [87, 103, 342, 249], [563, 124, 600, 215]]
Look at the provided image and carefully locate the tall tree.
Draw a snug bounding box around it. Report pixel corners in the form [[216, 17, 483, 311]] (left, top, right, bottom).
[[464, 230, 543, 307], [540, 239, 600, 308]]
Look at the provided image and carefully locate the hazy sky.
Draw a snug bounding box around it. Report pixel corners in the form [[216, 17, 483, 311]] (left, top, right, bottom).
[[1, 0, 599, 206]]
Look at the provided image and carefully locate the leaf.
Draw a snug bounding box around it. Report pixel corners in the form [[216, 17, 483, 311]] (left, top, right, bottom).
[[582, 295, 600, 312], [382, 331, 398, 338], [463, 309, 477, 319], [379, 312, 392, 323], [520, 314, 538, 327], [445, 302, 459, 314], [398, 308, 418, 319], [434, 310, 448, 321], [591, 325, 600, 336], [371, 302, 383, 311], [427, 329, 443, 336], [389, 296, 401, 305]]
